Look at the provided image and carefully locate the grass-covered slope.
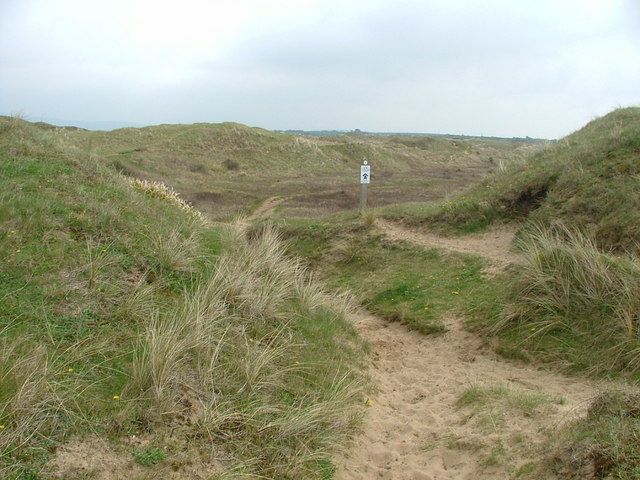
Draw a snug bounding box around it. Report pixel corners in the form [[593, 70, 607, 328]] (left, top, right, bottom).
[[0, 117, 365, 479], [34, 118, 535, 220], [377, 108, 640, 380], [76, 121, 527, 175], [383, 107, 640, 252], [473, 226, 640, 380]]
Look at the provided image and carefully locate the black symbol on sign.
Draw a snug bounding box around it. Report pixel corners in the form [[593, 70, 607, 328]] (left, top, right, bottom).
[[362, 173, 368, 180]]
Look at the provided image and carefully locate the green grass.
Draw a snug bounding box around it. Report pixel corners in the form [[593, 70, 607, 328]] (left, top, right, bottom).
[[481, 441, 507, 467], [457, 383, 557, 417], [544, 390, 640, 479], [514, 462, 538, 478], [380, 107, 640, 253], [381, 194, 503, 235], [315, 457, 336, 480], [369, 108, 640, 379], [0, 116, 367, 479], [133, 446, 166, 467], [282, 216, 497, 335], [464, 225, 640, 380]]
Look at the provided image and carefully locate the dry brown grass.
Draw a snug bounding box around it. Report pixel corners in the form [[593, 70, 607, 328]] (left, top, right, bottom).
[[58, 120, 538, 220], [128, 178, 207, 224], [0, 340, 74, 476], [124, 222, 365, 476], [150, 227, 201, 274]]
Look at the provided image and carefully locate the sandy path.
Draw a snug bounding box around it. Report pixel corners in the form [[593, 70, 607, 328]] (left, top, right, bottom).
[[334, 220, 605, 479], [375, 219, 524, 273], [335, 312, 600, 480], [246, 196, 284, 221]]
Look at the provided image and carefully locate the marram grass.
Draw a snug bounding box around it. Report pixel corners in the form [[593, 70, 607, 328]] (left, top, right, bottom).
[[0, 117, 366, 479]]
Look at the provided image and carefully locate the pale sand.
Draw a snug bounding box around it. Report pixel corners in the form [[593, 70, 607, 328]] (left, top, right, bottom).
[[335, 312, 601, 480], [375, 219, 524, 275], [335, 220, 605, 479], [246, 196, 284, 221]]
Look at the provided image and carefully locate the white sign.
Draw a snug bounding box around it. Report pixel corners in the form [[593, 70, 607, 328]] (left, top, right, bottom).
[[360, 164, 371, 184]]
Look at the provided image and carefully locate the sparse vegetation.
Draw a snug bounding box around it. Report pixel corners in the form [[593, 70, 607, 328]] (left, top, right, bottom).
[[453, 383, 565, 474], [457, 383, 557, 417], [133, 446, 166, 467], [545, 391, 640, 479]]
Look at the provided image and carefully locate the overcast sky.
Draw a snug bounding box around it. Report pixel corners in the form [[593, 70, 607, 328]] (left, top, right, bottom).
[[1, 0, 639, 138]]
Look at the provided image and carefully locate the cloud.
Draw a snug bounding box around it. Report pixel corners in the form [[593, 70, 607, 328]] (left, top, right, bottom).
[[0, 0, 638, 137]]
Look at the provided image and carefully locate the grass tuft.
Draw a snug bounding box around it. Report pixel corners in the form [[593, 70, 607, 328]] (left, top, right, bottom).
[[458, 383, 556, 417], [133, 446, 166, 467], [124, 223, 366, 476], [546, 390, 640, 479], [128, 178, 207, 224], [491, 224, 640, 377]]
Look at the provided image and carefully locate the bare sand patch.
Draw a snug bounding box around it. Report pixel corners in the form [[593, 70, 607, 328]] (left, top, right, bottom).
[[335, 311, 602, 479], [375, 219, 523, 275], [246, 196, 284, 221]]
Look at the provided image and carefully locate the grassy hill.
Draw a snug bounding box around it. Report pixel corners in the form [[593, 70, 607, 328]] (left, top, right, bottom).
[[382, 107, 640, 253], [374, 108, 640, 378], [0, 116, 366, 479], [5, 106, 639, 478], [38, 119, 537, 220]]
